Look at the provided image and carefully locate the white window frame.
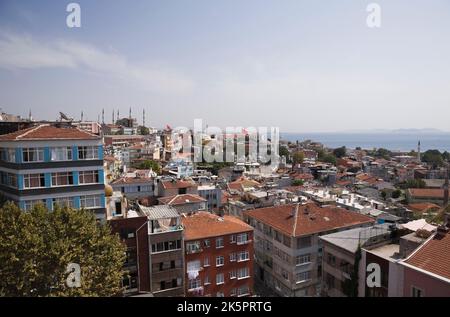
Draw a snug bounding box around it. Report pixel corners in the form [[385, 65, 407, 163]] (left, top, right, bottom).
[[78, 146, 99, 160], [79, 170, 100, 184], [50, 147, 72, 161], [216, 256, 224, 267], [216, 273, 224, 285], [23, 173, 45, 189], [237, 232, 250, 245], [237, 250, 250, 262], [51, 172, 74, 187], [80, 194, 102, 209], [22, 148, 44, 163], [216, 237, 224, 249], [237, 267, 250, 280]]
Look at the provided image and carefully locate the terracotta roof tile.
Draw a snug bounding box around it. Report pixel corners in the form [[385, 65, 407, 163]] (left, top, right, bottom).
[[405, 230, 450, 279], [408, 188, 444, 199], [0, 124, 99, 141], [182, 211, 253, 240], [244, 203, 374, 237], [158, 194, 206, 205]]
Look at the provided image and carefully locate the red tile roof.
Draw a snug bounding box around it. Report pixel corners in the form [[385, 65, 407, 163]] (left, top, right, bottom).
[[244, 203, 374, 237], [158, 194, 206, 205], [408, 188, 444, 199], [404, 229, 450, 280], [182, 211, 253, 240], [407, 203, 441, 214], [0, 124, 100, 141]]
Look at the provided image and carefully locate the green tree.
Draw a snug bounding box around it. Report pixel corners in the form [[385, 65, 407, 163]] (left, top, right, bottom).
[[138, 126, 150, 135], [333, 146, 346, 158], [279, 146, 291, 163], [0, 202, 126, 297], [392, 189, 402, 199], [404, 179, 426, 189], [134, 160, 161, 174], [292, 151, 305, 166], [292, 179, 304, 186], [422, 149, 445, 168]]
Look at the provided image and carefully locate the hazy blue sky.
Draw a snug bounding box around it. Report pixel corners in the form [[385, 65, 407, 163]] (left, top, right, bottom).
[[1, 0, 450, 132]]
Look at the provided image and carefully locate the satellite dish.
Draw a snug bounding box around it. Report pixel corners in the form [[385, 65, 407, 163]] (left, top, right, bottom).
[[59, 112, 73, 121]]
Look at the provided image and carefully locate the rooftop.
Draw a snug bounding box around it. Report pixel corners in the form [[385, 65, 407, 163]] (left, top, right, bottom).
[[244, 203, 374, 237], [182, 211, 253, 240], [404, 228, 450, 280], [161, 179, 197, 190], [158, 194, 206, 206], [408, 188, 444, 199], [320, 224, 392, 253], [110, 177, 153, 185], [0, 124, 100, 141], [138, 204, 180, 220]]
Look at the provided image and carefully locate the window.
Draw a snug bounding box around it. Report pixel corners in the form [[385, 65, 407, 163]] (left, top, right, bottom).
[[296, 271, 311, 283], [297, 236, 312, 249], [23, 199, 46, 211], [283, 234, 291, 247], [296, 254, 311, 266], [412, 286, 423, 297], [237, 251, 250, 262], [22, 148, 44, 162], [52, 197, 74, 209], [281, 269, 289, 281], [80, 195, 102, 209], [51, 147, 72, 161], [230, 270, 237, 279], [79, 170, 100, 184], [237, 285, 250, 297], [237, 233, 250, 245], [216, 237, 224, 248], [203, 257, 210, 267], [151, 240, 181, 253], [204, 275, 210, 285], [230, 234, 236, 243], [237, 267, 250, 279], [1, 148, 16, 162], [188, 277, 201, 290], [327, 253, 336, 267], [216, 256, 224, 267], [186, 241, 201, 254], [229, 253, 237, 262], [23, 173, 45, 189], [216, 273, 224, 285], [187, 260, 201, 280], [230, 288, 237, 296], [204, 239, 210, 248], [51, 172, 73, 187], [78, 146, 99, 160], [216, 292, 224, 297], [4, 173, 18, 188]]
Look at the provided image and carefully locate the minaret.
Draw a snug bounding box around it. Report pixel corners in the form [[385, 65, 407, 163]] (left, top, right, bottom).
[[129, 107, 132, 120], [112, 109, 115, 124], [417, 140, 421, 163], [444, 163, 449, 207], [28, 109, 32, 121], [81, 111, 84, 122], [102, 108, 105, 125], [143, 108, 145, 127], [117, 109, 119, 119]]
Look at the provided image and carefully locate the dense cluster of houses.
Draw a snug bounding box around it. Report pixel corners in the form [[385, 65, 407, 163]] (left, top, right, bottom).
[[0, 113, 448, 297]]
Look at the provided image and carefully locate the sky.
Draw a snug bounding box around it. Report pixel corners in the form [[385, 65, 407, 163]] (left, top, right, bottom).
[[0, 0, 450, 132]]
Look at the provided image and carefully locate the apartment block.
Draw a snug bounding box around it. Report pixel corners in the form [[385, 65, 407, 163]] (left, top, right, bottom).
[[0, 124, 106, 218], [244, 202, 374, 297], [182, 212, 254, 297]]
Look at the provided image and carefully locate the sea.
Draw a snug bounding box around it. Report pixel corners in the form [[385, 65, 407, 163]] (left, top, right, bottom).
[[280, 132, 450, 152]]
